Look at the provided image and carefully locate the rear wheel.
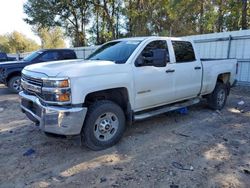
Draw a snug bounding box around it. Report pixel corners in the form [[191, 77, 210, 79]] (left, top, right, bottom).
[[207, 82, 227, 110], [8, 76, 22, 93], [81, 100, 126, 150]]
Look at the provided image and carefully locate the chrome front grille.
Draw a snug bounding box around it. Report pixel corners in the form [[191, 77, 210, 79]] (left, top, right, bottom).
[[21, 74, 43, 96], [22, 74, 43, 87]]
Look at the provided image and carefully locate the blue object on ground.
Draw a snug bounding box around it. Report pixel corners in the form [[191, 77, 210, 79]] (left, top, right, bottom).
[[23, 148, 35, 156], [176, 107, 188, 114]]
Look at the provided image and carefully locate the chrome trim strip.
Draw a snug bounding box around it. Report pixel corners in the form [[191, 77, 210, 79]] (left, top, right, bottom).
[[21, 79, 42, 93], [41, 87, 71, 94]]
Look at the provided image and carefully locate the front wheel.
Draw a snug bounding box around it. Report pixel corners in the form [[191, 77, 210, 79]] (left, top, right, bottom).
[[8, 76, 22, 93], [207, 82, 227, 110], [81, 100, 126, 150]]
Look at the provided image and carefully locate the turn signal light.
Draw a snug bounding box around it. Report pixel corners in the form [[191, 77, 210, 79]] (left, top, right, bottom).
[[57, 93, 70, 102]]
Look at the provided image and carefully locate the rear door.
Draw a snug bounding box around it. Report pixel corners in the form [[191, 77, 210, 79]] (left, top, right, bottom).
[[171, 41, 202, 100]]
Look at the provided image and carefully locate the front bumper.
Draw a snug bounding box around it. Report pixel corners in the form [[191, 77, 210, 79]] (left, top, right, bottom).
[[19, 91, 87, 135], [0, 74, 6, 84], [0, 69, 7, 84]]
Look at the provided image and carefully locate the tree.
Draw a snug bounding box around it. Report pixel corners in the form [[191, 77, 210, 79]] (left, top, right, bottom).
[[241, 0, 248, 29], [0, 35, 11, 53], [24, 0, 250, 46], [24, 0, 91, 47], [35, 27, 66, 48], [0, 31, 39, 53], [89, 0, 124, 44]]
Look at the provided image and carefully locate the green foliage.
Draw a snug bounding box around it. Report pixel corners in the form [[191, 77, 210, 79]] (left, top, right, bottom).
[[24, 0, 91, 47], [0, 31, 39, 53], [35, 27, 66, 48], [0, 35, 11, 53], [23, 0, 250, 46]]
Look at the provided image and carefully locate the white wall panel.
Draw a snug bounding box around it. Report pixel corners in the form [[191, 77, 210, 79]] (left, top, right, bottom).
[[183, 29, 250, 85]]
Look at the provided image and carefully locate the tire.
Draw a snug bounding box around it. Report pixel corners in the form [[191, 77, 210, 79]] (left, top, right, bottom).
[[81, 100, 126, 150], [8, 76, 22, 93], [207, 82, 227, 110]]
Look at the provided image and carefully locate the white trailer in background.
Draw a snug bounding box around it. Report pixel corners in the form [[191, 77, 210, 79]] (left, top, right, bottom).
[[183, 29, 250, 86]]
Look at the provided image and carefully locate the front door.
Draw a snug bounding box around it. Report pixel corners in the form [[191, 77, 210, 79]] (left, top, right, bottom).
[[133, 40, 175, 111]]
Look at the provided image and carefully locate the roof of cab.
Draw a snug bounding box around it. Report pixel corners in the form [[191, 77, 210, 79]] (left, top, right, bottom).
[[39, 48, 74, 52], [115, 36, 182, 41]]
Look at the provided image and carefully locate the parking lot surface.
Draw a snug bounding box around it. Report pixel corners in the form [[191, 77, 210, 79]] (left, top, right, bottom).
[[0, 84, 250, 188]]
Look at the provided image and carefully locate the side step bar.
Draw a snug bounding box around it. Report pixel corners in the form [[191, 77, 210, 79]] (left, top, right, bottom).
[[134, 98, 200, 121]]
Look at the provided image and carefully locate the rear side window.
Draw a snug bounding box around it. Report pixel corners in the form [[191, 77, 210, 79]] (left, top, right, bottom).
[[172, 41, 196, 63], [39, 51, 60, 61], [62, 50, 76, 59]]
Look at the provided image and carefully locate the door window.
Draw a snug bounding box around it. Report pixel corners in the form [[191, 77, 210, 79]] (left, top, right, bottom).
[[62, 51, 76, 59], [136, 40, 169, 66], [172, 41, 196, 63], [39, 51, 60, 61]]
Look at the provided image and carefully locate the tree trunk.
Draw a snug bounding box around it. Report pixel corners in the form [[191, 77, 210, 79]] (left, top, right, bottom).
[[241, 0, 248, 29], [128, 0, 133, 36], [217, 0, 224, 32], [199, 0, 204, 34], [96, 10, 100, 44]]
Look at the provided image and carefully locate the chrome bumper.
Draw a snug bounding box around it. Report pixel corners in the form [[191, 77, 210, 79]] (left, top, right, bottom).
[[19, 91, 87, 135]]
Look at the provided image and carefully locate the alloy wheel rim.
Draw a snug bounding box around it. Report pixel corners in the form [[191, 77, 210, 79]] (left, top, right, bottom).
[[13, 79, 21, 92], [94, 112, 119, 141]]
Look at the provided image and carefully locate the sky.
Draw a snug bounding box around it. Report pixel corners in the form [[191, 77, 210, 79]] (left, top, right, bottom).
[[0, 0, 41, 45]]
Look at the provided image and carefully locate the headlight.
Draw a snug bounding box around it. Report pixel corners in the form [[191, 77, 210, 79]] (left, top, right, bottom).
[[42, 93, 71, 102], [43, 79, 69, 88], [41, 78, 71, 103]]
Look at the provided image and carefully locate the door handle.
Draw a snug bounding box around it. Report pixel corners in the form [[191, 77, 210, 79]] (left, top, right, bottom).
[[166, 69, 175, 73], [194, 66, 201, 70]]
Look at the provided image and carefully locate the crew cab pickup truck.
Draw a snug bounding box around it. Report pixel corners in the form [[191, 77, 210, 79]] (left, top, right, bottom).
[[0, 49, 77, 93], [19, 37, 237, 150], [0, 52, 16, 62]]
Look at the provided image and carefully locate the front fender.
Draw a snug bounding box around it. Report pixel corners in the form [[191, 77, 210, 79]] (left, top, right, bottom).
[[70, 72, 134, 108]]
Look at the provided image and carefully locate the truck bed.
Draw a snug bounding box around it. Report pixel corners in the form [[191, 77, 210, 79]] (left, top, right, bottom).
[[200, 58, 237, 95]]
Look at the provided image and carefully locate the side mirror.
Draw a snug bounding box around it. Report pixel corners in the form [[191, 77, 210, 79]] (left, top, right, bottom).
[[136, 49, 166, 67], [151, 49, 167, 67]]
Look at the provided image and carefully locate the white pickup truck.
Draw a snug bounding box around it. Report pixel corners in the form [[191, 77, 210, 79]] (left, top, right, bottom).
[[19, 37, 237, 150]]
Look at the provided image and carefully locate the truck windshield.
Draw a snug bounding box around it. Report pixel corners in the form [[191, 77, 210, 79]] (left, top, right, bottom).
[[23, 51, 42, 61], [87, 40, 141, 64]]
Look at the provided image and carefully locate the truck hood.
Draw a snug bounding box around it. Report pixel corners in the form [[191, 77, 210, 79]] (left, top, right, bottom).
[[23, 59, 129, 77], [0, 60, 25, 67]]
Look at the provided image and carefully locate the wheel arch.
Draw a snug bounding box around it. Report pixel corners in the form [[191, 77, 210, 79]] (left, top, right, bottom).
[[84, 87, 133, 124], [6, 71, 21, 83], [217, 72, 231, 84], [216, 72, 231, 95]]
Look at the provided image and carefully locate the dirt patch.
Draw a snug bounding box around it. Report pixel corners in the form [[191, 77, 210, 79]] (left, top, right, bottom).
[[0, 85, 250, 188]]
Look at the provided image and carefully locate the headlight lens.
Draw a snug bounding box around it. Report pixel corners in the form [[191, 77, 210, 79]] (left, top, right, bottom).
[[41, 78, 71, 103], [43, 79, 69, 88], [42, 93, 71, 102]]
